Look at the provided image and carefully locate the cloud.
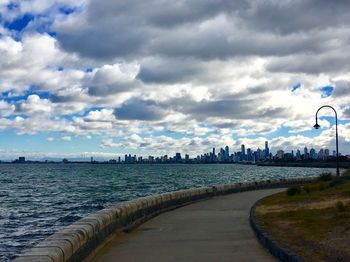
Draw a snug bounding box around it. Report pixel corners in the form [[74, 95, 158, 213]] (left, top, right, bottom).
[[136, 57, 203, 84], [15, 94, 52, 115], [114, 99, 167, 121], [101, 138, 122, 148], [87, 64, 140, 96], [342, 107, 350, 119], [54, 0, 342, 61], [61, 135, 71, 141]]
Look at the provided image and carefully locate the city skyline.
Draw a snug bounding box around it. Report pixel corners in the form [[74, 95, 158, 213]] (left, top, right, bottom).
[[0, 1, 350, 159], [4, 140, 346, 163]]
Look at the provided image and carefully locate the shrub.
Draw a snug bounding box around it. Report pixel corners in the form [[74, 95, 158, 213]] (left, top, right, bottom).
[[328, 177, 345, 188], [342, 169, 350, 180], [336, 201, 346, 212], [318, 173, 333, 182], [303, 185, 311, 194], [286, 186, 301, 196], [318, 182, 328, 191]]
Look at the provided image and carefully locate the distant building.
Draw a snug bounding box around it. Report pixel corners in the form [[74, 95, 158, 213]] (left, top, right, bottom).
[[324, 149, 330, 159], [318, 149, 324, 160], [276, 150, 284, 159], [175, 153, 182, 162], [18, 157, 25, 163], [310, 148, 317, 159], [225, 146, 229, 161], [241, 144, 246, 161], [264, 141, 269, 159], [247, 148, 252, 161], [304, 146, 309, 159]]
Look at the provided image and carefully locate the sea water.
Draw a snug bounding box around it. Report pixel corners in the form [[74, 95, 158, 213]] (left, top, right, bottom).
[[0, 163, 334, 261]]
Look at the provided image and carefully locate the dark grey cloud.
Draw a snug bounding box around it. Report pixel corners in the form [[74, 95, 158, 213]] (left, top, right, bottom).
[[267, 51, 350, 74], [239, 0, 350, 35], [50, 94, 80, 103], [87, 65, 139, 96], [55, 0, 348, 62], [114, 99, 166, 121], [157, 95, 289, 121], [332, 81, 350, 98], [88, 82, 134, 96], [57, 20, 148, 59], [343, 107, 350, 119], [136, 57, 202, 84], [180, 99, 288, 120], [86, 0, 248, 28]]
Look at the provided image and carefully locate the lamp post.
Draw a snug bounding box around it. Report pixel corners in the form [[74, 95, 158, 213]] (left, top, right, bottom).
[[313, 105, 339, 176]]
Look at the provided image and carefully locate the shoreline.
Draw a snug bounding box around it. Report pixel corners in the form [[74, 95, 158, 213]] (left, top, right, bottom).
[[1, 161, 349, 168]]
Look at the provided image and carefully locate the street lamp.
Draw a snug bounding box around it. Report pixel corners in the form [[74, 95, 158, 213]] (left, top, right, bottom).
[[314, 105, 339, 176]]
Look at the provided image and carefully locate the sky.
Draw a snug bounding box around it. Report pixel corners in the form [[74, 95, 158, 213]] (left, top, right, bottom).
[[0, 0, 350, 160]]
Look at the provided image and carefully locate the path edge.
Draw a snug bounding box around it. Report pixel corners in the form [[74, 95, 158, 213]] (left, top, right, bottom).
[[250, 191, 306, 262]]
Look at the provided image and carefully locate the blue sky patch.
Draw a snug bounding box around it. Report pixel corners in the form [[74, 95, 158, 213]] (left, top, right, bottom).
[[5, 14, 34, 31], [291, 83, 301, 92], [48, 32, 57, 38], [59, 6, 77, 15], [6, 2, 19, 11], [320, 86, 334, 98]]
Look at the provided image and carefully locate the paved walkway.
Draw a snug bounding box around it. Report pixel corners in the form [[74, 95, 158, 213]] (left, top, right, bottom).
[[92, 188, 283, 262]]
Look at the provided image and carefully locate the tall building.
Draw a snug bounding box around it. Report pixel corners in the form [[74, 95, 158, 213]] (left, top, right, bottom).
[[247, 148, 252, 161], [225, 146, 229, 160], [318, 149, 324, 160], [324, 149, 330, 159], [304, 146, 308, 159], [256, 148, 263, 161], [264, 141, 269, 159], [241, 144, 246, 161], [276, 150, 284, 159], [175, 153, 182, 162], [310, 148, 317, 159]]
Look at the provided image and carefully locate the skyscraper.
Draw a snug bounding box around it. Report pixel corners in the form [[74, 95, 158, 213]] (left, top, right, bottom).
[[241, 144, 246, 161], [264, 141, 269, 159], [225, 146, 229, 160], [304, 146, 308, 159], [247, 148, 252, 161], [310, 148, 317, 159]]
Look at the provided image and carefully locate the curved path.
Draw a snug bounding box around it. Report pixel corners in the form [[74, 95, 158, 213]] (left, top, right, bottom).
[[91, 188, 283, 262]]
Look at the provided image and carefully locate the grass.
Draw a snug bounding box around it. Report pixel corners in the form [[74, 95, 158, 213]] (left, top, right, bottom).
[[256, 171, 350, 261]]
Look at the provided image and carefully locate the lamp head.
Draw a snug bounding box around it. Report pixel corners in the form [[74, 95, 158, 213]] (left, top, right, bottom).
[[313, 123, 320, 129]]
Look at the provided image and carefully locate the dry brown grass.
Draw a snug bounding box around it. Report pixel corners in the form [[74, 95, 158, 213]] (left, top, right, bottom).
[[256, 174, 350, 261]]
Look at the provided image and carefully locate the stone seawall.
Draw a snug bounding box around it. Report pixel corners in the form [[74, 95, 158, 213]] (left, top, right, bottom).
[[15, 177, 313, 262]]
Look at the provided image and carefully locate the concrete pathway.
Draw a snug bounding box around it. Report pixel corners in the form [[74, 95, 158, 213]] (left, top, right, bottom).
[[92, 188, 283, 262]]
